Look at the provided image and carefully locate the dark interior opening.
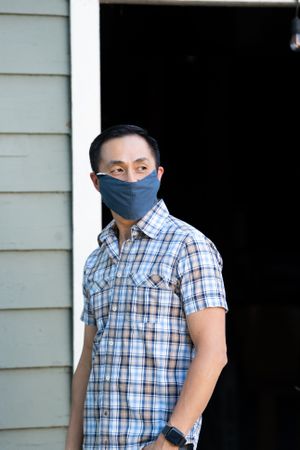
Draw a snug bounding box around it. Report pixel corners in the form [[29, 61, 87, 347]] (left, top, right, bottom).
[[100, 5, 300, 450]]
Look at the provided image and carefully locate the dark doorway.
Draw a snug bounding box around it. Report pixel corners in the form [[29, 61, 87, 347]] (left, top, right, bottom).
[[100, 5, 300, 450]]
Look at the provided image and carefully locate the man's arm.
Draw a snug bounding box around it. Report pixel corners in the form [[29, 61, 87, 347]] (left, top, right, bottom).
[[150, 307, 228, 450], [65, 324, 97, 450]]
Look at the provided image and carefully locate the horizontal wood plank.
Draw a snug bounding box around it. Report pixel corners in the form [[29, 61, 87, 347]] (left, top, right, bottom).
[[0, 15, 69, 75], [0, 251, 72, 309], [0, 309, 72, 368], [0, 428, 67, 450], [0, 368, 71, 429], [0, 134, 71, 192], [0, 0, 68, 16], [0, 193, 72, 250], [101, 0, 294, 4], [0, 75, 70, 134]]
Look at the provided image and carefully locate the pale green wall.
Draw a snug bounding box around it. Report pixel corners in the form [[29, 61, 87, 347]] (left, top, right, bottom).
[[0, 1, 72, 448]]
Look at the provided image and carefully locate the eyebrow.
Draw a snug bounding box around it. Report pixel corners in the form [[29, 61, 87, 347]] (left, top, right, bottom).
[[107, 157, 151, 166]]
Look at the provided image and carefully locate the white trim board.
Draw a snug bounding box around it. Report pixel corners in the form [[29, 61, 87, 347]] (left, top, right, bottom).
[[70, 0, 101, 370]]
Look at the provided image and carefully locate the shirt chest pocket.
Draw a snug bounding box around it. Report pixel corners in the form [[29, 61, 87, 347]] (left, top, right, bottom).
[[131, 270, 171, 289], [130, 268, 183, 323], [89, 276, 113, 330]]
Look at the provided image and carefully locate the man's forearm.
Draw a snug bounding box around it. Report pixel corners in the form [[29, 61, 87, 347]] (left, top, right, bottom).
[[145, 348, 228, 450], [65, 355, 92, 450], [168, 348, 228, 435]]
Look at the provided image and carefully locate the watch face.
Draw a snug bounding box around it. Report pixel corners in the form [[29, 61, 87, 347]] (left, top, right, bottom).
[[167, 427, 185, 446]]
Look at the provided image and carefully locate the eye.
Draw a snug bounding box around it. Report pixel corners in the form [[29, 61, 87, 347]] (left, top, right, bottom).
[[136, 165, 148, 172], [110, 167, 124, 176]]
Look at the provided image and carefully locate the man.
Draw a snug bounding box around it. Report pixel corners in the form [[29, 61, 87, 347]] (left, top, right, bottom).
[[65, 124, 228, 450]]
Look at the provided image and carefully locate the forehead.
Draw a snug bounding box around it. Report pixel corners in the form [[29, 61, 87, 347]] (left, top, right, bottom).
[[100, 134, 154, 164]]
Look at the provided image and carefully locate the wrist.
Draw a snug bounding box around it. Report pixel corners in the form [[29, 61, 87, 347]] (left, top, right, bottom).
[[160, 424, 186, 448], [157, 433, 178, 449]]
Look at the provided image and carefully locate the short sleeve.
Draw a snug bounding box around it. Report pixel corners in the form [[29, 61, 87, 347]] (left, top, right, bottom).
[[177, 234, 228, 316], [80, 266, 97, 326]]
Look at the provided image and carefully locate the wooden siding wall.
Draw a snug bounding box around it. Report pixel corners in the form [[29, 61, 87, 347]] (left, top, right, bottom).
[[0, 1, 72, 448]]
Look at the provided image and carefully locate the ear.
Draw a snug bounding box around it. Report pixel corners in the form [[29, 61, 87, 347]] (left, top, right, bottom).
[[90, 172, 100, 191], [157, 166, 164, 181]]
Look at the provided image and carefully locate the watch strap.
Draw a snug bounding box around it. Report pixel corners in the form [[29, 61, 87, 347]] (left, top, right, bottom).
[[161, 424, 187, 447]]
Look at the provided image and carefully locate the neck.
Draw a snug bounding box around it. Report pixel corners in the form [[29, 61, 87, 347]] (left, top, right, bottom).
[[112, 211, 138, 246]]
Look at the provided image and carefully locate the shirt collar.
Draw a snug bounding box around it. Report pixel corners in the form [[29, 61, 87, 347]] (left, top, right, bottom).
[[97, 220, 118, 246], [97, 199, 169, 245], [135, 199, 169, 238]]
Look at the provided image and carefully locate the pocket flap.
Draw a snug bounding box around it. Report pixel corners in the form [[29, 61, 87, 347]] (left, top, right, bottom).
[[89, 278, 109, 293], [131, 265, 173, 288], [131, 271, 149, 286]]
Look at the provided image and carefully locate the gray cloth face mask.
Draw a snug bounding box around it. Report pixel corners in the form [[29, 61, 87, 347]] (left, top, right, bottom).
[[96, 170, 161, 220]]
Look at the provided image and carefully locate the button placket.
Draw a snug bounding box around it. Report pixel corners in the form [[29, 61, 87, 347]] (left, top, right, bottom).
[[102, 243, 131, 431], [102, 267, 117, 408]]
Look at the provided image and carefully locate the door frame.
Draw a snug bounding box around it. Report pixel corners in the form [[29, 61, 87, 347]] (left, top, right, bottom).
[[70, 0, 295, 369]]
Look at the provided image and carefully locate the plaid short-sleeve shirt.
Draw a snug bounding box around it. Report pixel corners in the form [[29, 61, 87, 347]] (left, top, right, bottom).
[[81, 199, 228, 450]]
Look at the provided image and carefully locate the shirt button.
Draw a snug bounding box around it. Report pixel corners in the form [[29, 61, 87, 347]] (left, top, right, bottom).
[[116, 271, 122, 278], [103, 410, 109, 417], [112, 305, 117, 312], [109, 340, 114, 346], [105, 375, 110, 381]]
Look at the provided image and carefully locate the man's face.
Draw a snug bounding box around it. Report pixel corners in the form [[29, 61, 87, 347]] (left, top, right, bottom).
[[91, 134, 164, 190]]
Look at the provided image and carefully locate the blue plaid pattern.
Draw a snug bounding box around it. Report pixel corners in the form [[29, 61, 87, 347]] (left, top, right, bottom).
[[81, 200, 228, 449]]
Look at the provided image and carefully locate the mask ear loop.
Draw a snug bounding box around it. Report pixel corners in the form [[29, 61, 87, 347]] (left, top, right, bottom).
[[96, 172, 108, 176]]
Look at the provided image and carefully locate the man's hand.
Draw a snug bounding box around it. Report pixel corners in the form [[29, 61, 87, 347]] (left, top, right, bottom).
[[143, 434, 178, 449]]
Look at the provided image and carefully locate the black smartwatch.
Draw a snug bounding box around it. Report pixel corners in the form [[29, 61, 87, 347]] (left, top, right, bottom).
[[161, 424, 187, 447]]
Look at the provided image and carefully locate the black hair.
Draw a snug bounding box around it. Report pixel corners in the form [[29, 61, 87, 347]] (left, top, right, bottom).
[[89, 124, 161, 173]]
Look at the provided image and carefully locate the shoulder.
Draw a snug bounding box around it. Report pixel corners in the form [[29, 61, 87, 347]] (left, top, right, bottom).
[[83, 221, 115, 270], [164, 214, 223, 266], [83, 246, 102, 272], [165, 213, 215, 247]]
